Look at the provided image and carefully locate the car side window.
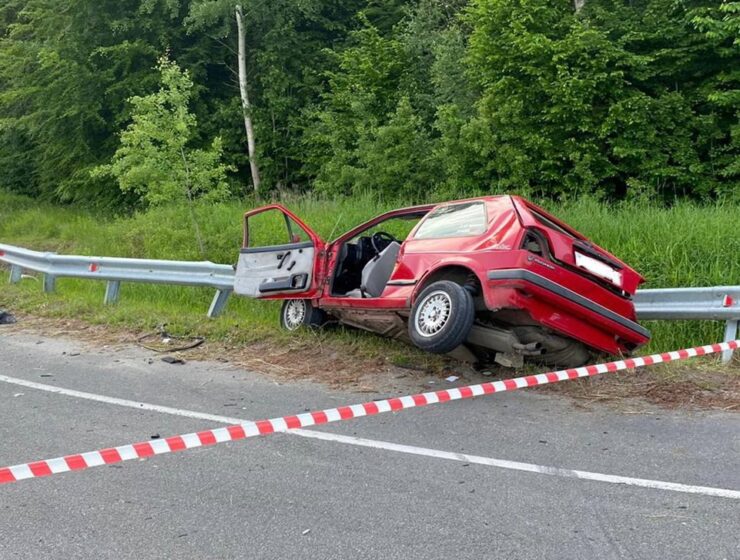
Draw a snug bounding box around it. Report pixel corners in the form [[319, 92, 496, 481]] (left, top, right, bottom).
[[413, 202, 487, 239], [246, 209, 311, 248], [351, 216, 424, 243]]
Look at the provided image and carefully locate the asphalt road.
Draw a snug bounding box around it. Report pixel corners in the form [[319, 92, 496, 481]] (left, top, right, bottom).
[[1, 331, 738, 560]]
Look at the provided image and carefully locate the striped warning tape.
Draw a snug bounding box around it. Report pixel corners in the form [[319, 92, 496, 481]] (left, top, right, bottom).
[[1, 340, 737, 485]]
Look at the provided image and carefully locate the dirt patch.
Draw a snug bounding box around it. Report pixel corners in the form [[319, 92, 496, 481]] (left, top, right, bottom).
[[2, 312, 738, 411], [540, 365, 739, 412]]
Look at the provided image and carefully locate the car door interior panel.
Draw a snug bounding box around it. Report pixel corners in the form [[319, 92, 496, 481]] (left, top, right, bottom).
[[235, 245, 315, 297]]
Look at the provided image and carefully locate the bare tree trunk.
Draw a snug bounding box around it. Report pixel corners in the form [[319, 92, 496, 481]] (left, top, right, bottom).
[[235, 4, 261, 193], [574, 0, 585, 12]]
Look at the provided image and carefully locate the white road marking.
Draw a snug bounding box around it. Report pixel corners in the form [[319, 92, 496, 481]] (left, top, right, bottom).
[[291, 429, 740, 500], [1, 373, 738, 500]]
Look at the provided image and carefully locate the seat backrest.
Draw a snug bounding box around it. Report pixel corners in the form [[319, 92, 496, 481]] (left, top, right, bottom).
[[361, 242, 401, 298]]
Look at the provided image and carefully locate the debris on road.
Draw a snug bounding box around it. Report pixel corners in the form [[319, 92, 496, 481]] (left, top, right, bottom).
[[445, 375, 460, 383], [137, 328, 204, 353], [161, 356, 185, 365], [0, 310, 17, 325]]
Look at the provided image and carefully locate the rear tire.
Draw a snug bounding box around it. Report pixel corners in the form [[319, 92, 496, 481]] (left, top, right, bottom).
[[408, 280, 475, 354], [280, 299, 326, 331]]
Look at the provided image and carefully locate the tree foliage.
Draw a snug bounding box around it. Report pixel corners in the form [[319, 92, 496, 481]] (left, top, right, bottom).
[[92, 56, 231, 206], [0, 0, 737, 205]]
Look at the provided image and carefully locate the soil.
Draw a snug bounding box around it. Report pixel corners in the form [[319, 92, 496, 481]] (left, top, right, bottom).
[[2, 312, 738, 412]]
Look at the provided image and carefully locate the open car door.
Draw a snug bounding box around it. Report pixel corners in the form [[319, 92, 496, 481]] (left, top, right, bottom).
[[234, 205, 325, 299]]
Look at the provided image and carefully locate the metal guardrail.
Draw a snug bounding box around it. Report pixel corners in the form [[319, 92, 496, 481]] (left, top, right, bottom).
[[633, 287, 739, 363], [1, 243, 737, 362], [0, 243, 235, 318]]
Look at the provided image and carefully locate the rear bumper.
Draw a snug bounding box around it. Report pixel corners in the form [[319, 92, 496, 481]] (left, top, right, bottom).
[[486, 268, 650, 354]]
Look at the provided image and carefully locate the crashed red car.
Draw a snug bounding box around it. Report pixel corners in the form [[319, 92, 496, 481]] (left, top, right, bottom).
[[234, 196, 650, 367]]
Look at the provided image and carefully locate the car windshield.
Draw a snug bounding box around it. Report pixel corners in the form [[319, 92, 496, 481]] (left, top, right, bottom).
[[413, 202, 487, 239]]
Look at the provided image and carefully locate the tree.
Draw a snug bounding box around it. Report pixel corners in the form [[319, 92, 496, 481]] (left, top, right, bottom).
[[234, 4, 261, 192], [187, 0, 365, 191], [93, 56, 231, 254], [692, 0, 740, 200], [462, 0, 737, 201], [0, 0, 199, 205], [302, 3, 471, 197], [355, 96, 440, 198]]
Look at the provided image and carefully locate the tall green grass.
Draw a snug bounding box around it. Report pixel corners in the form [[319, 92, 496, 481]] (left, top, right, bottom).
[[1, 190, 738, 354]]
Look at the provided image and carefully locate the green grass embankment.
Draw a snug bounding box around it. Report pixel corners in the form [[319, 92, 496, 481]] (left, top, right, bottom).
[[1, 190, 738, 357]]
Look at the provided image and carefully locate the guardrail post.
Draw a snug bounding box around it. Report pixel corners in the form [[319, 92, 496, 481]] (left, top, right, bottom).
[[104, 281, 121, 305], [43, 274, 56, 293], [722, 320, 738, 364], [9, 265, 22, 284], [208, 289, 231, 318]]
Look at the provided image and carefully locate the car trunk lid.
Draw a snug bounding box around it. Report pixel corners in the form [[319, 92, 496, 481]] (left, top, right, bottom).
[[512, 197, 644, 295]]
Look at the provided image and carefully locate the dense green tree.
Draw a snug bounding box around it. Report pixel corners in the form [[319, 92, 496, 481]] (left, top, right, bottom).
[[461, 0, 738, 200], [303, 1, 470, 197], [0, 0, 736, 205], [93, 56, 231, 253], [187, 0, 366, 191], [93, 56, 231, 206], [0, 0, 199, 205], [692, 0, 740, 199]]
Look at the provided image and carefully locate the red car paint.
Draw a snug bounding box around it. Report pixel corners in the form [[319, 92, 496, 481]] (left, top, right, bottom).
[[240, 196, 650, 357]]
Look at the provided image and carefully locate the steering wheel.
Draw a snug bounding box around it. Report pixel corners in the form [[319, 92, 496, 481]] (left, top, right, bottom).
[[371, 231, 398, 254]]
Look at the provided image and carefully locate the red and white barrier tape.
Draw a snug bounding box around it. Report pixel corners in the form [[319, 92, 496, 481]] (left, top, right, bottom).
[[1, 340, 737, 485]]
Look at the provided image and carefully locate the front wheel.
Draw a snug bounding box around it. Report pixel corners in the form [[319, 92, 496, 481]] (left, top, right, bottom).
[[408, 280, 475, 354], [280, 299, 327, 331]]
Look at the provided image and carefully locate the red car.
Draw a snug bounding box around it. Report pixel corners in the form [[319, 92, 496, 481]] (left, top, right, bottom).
[[234, 196, 650, 367]]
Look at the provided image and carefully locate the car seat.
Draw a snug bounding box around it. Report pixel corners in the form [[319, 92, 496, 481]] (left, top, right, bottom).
[[346, 241, 401, 298]]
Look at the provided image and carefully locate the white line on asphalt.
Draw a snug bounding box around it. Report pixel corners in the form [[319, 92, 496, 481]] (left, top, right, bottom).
[[1, 373, 738, 500], [292, 430, 740, 500]]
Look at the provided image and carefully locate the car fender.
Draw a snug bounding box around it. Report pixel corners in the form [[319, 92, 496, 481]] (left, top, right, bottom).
[[410, 256, 488, 305]]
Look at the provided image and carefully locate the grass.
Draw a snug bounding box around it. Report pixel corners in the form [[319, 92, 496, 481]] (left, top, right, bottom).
[[1, 190, 738, 359]]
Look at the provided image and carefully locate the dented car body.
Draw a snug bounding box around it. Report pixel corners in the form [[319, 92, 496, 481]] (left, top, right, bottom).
[[234, 196, 650, 367]]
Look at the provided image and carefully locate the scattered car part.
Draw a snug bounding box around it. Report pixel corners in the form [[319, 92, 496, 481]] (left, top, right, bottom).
[[137, 328, 204, 353], [0, 310, 17, 325], [161, 356, 185, 365]]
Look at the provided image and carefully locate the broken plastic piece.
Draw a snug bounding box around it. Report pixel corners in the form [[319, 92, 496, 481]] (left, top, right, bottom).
[[161, 356, 185, 365], [0, 310, 17, 325]]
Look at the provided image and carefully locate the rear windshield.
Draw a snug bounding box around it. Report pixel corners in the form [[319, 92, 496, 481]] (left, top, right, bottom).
[[414, 202, 487, 239], [528, 207, 576, 239]]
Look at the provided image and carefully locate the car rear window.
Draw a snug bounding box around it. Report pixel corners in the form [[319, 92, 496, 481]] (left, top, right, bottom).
[[528, 208, 575, 239], [413, 202, 487, 239]]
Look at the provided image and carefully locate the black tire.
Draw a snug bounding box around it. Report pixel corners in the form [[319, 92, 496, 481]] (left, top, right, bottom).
[[408, 280, 475, 354], [279, 299, 326, 331]]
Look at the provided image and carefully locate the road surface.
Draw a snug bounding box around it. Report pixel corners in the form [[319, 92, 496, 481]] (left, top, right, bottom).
[[1, 331, 738, 559]]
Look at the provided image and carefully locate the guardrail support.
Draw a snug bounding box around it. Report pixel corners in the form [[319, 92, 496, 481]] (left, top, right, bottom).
[[723, 320, 738, 364], [104, 281, 121, 305], [9, 265, 22, 284], [208, 289, 231, 318], [43, 274, 56, 293]]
